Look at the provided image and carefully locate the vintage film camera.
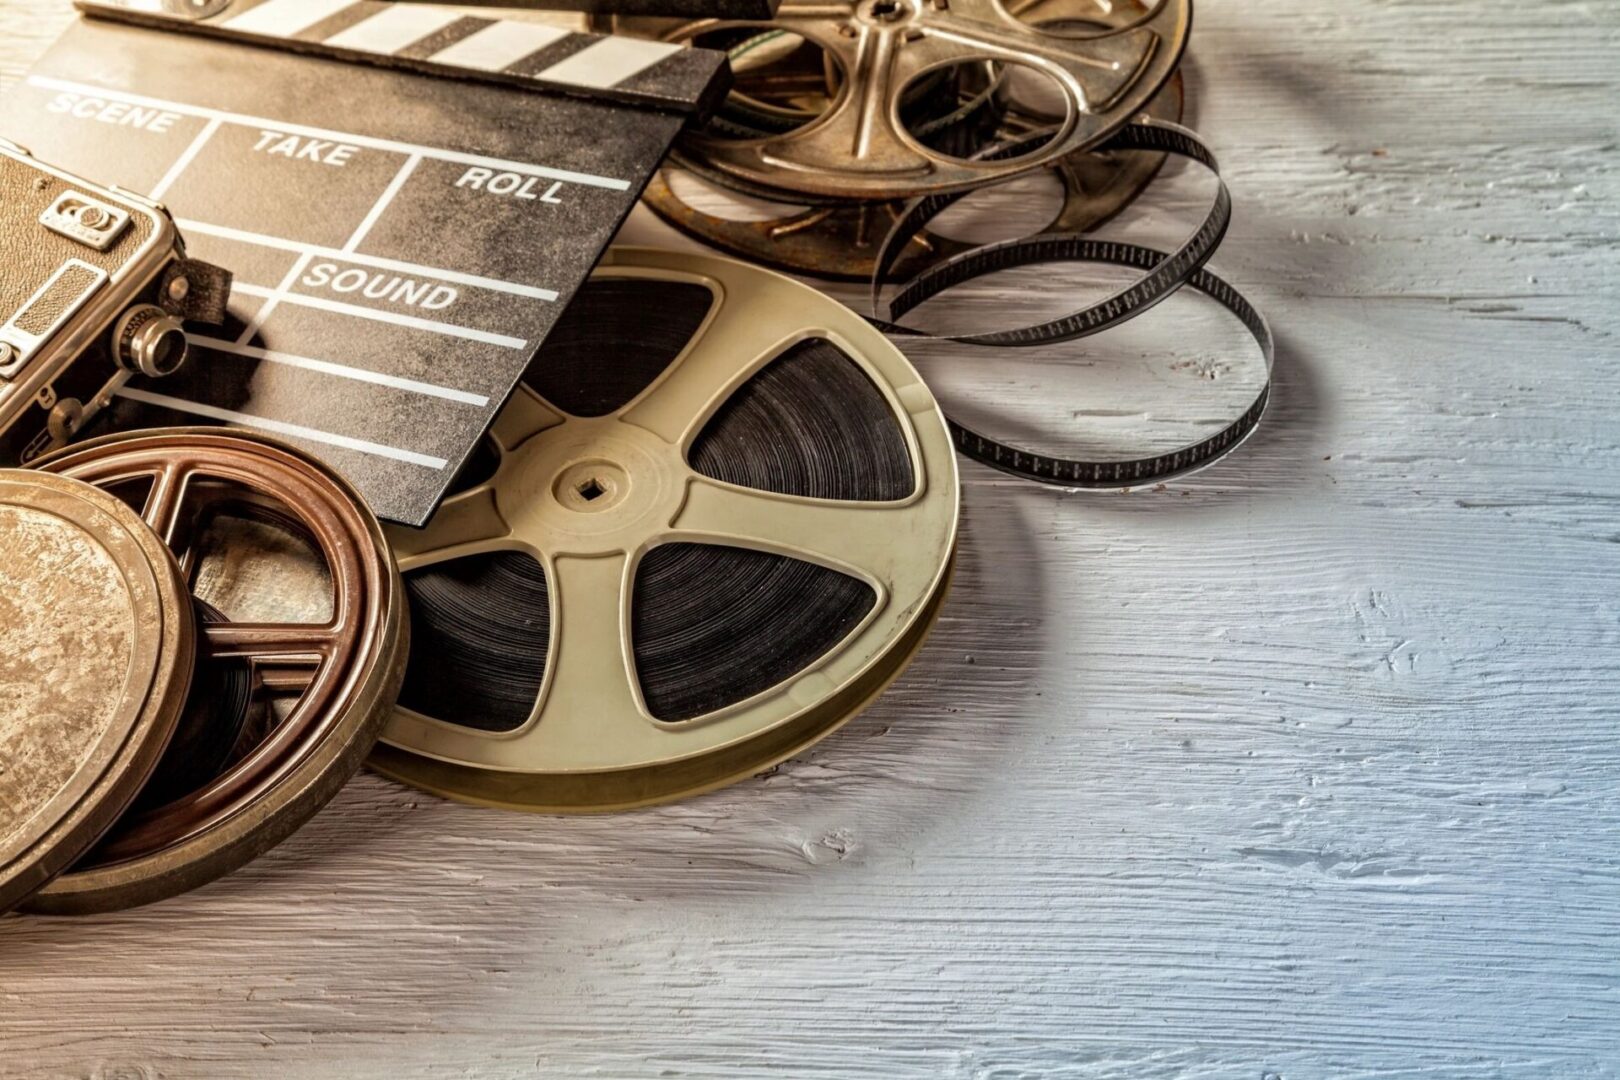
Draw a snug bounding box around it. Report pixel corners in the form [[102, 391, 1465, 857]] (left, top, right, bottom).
[[0, 137, 230, 464]]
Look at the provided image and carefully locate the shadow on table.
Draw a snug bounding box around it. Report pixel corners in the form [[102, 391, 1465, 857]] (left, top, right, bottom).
[[0, 490, 1050, 947]]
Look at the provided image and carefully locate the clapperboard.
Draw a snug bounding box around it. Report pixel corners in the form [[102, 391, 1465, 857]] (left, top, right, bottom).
[[0, 1, 730, 525]]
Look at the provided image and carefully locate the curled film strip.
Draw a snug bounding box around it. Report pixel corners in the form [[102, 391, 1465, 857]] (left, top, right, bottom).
[[862, 118, 1273, 487]]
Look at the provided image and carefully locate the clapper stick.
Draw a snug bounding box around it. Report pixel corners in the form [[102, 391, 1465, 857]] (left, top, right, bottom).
[[385, 0, 781, 18], [76, 0, 732, 114]]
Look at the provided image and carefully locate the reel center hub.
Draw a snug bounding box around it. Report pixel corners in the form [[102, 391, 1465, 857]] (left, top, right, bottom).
[[855, 0, 916, 25], [498, 416, 684, 554]]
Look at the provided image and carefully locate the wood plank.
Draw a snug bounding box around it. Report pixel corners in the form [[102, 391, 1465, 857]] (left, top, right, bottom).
[[2, 0, 1618, 1075]]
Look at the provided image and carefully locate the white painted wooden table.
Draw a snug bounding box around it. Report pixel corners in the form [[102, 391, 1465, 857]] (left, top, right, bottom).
[[4, 2, 1619, 1076]]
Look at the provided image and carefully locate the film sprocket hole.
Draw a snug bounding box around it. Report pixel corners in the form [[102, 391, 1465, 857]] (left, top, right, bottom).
[[0, 137, 231, 464]]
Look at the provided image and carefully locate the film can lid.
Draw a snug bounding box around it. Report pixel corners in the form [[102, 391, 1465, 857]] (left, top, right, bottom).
[[0, 469, 195, 914]]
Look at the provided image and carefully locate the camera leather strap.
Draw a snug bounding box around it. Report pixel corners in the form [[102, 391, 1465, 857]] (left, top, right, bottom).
[[160, 259, 233, 324]]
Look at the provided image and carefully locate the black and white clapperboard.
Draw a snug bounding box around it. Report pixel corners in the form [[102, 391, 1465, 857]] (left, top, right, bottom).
[[0, 0, 731, 525]]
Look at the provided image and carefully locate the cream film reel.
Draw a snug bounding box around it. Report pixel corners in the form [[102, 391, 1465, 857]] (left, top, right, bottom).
[[371, 247, 959, 811], [615, 0, 1190, 200]]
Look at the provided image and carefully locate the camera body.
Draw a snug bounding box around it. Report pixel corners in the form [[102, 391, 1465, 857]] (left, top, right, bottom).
[[0, 137, 230, 464]]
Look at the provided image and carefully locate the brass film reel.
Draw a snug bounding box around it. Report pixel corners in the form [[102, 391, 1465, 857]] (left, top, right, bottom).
[[642, 70, 1185, 281], [371, 248, 959, 811], [26, 429, 407, 913], [616, 0, 1190, 200]]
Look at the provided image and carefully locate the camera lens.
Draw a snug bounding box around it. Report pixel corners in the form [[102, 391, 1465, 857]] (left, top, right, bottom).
[[113, 304, 190, 379], [146, 323, 187, 376]]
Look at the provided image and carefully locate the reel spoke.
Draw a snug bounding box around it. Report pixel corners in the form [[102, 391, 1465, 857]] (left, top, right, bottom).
[[257, 661, 320, 694], [620, 288, 800, 445], [140, 462, 192, 546], [201, 620, 338, 663], [521, 552, 655, 755], [390, 487, 511, 571], [491, 384, 566, 451], [673, 475, 916, 589], [129, 460, 252, 577], [763, 26, 932, 176]]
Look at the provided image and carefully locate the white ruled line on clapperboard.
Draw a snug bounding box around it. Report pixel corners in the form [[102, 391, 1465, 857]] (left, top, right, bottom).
[[27, 74, 613, 470], [25, 76, 631, 191], [117, 385, 452, 468], [184, 336, 491, 406]]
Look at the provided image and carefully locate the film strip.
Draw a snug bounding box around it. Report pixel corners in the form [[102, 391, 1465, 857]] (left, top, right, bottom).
[[389, 0, 783, 18], [863, 120, 1272, 487]]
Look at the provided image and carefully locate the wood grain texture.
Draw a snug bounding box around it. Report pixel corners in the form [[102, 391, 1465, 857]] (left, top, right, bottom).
[[3, 1, 1619, 1076]]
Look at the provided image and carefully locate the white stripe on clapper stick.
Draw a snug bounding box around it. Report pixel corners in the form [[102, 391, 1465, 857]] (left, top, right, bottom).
[[428, 22, 573, 72], [323, 6, 463, 54], [221, 0, 354, 37], [537, 37, 682, 90]]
